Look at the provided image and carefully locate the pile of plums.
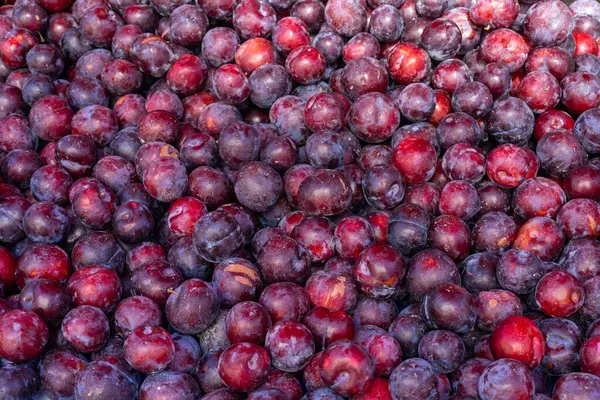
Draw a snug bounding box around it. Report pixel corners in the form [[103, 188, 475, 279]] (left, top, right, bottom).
[[2, 0, 600, 398]]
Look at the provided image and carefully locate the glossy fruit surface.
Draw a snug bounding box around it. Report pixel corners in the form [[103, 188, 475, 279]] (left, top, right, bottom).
[[489, 315, 545, 369], [2, 0, 600, 398]]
